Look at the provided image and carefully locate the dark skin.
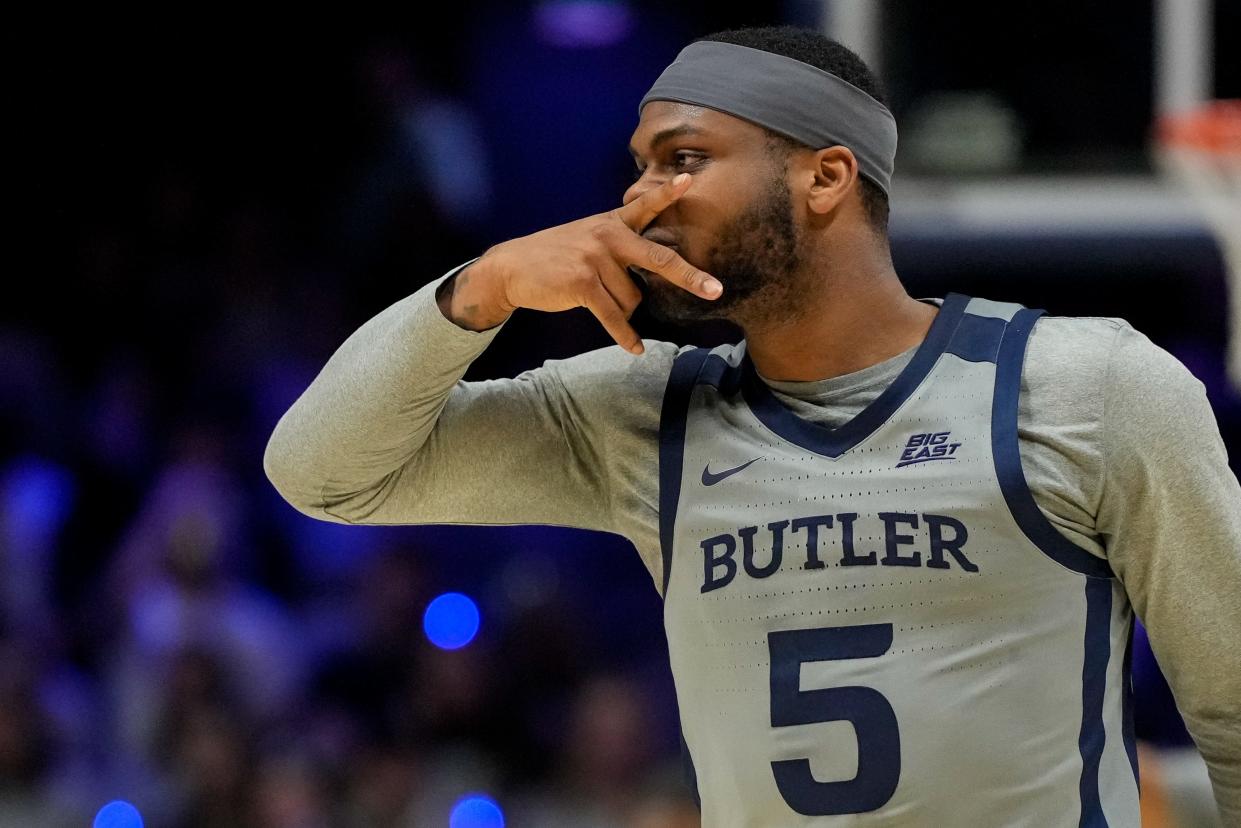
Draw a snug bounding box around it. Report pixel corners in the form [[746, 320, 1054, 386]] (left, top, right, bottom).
[[437, 100, 937, 382]]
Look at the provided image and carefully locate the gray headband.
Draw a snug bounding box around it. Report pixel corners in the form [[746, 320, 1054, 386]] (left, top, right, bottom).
[[639, 41, 897, 196]]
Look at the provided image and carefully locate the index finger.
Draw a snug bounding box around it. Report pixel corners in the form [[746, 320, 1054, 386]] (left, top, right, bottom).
[[611, 231, 723, 300], [614, 172, 693, 232]]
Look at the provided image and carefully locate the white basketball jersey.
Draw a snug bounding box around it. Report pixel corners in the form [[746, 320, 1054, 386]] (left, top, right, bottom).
[[657, 294, 1139, 826]]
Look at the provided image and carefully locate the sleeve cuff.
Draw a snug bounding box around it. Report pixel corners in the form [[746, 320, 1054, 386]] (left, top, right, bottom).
[[414, 257, 510, 348]]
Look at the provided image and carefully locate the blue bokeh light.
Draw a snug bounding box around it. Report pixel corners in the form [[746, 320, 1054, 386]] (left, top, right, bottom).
[[3, 455, 77, 545], [450, 793, 505, 828], [94, 800, 144, 828], [423, 592, 481, 650]]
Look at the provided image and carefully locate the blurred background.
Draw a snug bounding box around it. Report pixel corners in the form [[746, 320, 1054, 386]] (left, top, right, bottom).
[[7, 2, 1240, 826]]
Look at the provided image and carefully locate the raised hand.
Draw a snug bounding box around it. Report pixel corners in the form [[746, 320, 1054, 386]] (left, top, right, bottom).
[[436, 173, 722, 354]]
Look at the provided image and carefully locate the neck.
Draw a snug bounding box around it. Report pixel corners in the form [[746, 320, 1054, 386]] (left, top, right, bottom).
[[740, 238, 938, 382]]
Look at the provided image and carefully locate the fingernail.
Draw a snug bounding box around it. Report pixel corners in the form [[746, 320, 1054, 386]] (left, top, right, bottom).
[[630, 342, 645, 355], [703, 278, 723, 297], [673, 173, 689, 186]]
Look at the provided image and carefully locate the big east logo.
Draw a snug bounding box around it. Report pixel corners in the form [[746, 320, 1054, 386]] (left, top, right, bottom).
[[897, 431, 962, 468]]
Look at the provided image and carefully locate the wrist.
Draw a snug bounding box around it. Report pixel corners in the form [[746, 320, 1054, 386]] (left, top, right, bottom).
[[436, 254, 513, 331]]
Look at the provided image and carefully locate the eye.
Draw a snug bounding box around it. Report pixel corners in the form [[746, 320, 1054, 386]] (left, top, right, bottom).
[[630, 151, 706, 181]]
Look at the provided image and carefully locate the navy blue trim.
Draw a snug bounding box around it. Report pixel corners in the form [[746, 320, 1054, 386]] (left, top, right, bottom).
[[679, 727, 702, 810], [1078, 578, 1113, 827], [697, 348, 741, 395], [992, 308, 1114, 578], [737, 293, 972, 458], [1121, 617, 1140, 791], [660, 348, 711, 809], [945, 313, 1006, 363], [659, 347, 712, 597]]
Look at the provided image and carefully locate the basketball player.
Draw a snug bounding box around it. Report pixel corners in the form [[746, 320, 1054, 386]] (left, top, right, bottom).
[[265, 26, 1240, 825]]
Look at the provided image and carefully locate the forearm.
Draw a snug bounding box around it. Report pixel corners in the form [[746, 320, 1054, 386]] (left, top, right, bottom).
[[263, 259, 502, 520], [435, 250, 515, 331]]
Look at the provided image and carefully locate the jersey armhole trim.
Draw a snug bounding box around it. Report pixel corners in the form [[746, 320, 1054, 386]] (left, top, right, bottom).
[[658, 347, 713, 598], [992, 308, 1114, 579]]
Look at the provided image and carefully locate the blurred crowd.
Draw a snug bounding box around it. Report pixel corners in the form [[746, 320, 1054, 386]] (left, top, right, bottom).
[[0, 440, 698, 827]]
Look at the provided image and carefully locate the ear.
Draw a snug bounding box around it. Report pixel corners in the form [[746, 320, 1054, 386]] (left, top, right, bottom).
[[806, 146, 858, 216]]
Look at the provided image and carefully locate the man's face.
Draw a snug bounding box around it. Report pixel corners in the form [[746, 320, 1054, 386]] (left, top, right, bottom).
[[624, 101, 805, 328]]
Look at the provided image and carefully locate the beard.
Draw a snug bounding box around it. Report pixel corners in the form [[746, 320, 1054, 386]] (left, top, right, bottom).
[[636, 169, 804, 328]]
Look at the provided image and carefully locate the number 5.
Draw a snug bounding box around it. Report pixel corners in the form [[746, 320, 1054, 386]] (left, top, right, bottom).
[[768, 623, 901, 815]]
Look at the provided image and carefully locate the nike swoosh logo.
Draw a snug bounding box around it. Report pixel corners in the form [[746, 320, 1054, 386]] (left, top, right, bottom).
[[701, 456, 762, 486]]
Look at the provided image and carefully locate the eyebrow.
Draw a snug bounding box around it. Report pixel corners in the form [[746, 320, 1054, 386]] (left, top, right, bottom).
[[628, 124, 708, 160]]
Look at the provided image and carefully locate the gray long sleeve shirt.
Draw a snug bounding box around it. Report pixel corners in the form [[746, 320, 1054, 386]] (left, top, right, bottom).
[[264, 260, 1241, 821]]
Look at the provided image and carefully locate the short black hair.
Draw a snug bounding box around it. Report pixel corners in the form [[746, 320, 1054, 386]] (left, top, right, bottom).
[[694, 25, 890, 237]]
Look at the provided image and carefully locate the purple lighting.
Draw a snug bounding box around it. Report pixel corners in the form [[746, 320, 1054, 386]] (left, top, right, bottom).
[[534, 0, 634, 49]]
